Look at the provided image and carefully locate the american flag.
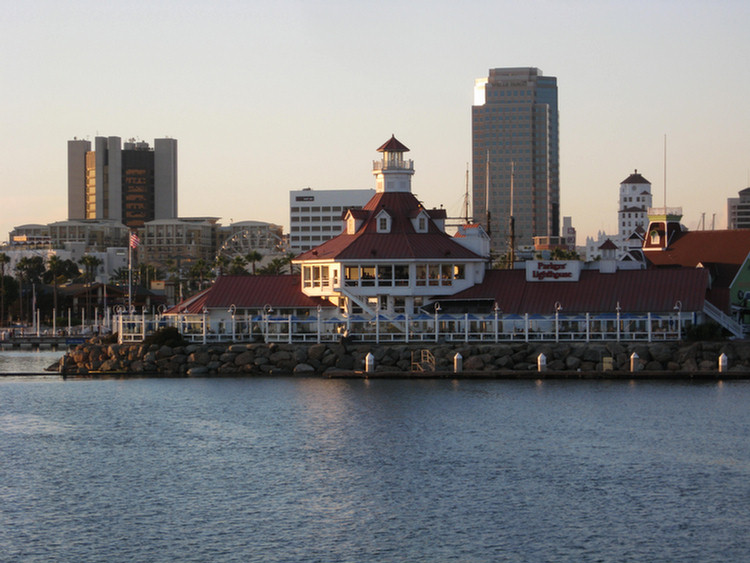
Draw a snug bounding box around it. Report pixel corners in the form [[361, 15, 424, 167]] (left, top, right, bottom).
[[130, 232, 140, 249]]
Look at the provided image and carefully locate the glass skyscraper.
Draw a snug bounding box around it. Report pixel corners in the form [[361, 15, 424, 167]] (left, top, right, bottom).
[[472, 67, 559, 254]]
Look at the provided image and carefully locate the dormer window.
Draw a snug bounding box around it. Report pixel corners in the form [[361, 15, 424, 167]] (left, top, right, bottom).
[[347, 216, 357, 234], [376, 211, 391, 233], [418, 217, 427, 232]]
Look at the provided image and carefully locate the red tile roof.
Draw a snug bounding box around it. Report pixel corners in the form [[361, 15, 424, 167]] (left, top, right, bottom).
[[440, 268, 708, 314], [167, 275, 331, 314], [376, 135, 409, 152], [295, 191, 483, 262], [645, 230, 750, 269]]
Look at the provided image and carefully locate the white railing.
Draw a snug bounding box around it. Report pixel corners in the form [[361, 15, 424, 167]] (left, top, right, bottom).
[[703, 301, 744, 338], [116, 310, 693, 344]]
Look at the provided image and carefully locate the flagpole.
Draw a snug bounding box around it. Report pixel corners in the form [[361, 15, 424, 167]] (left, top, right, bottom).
[[128, 233, 133, 313]]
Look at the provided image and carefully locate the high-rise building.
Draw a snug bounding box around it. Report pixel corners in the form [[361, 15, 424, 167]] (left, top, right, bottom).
[[472, 67, 559, 253], [727, 187, 750, 229], [67, 136, 178, 229]]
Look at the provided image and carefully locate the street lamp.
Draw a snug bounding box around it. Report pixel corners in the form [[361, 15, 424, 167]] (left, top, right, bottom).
[[263, 304, 273, 343], [316, 304, 322, 344], [434, 302, 441, 342], [202, 306, 208, 344], [228, 304, 236, 342], [554, 301, 562, 342], [616, 301, 621, 342], [493, 302, 501, 343], [674, 300, 682, 339]]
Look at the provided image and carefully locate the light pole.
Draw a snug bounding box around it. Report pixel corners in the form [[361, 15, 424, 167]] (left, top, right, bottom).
[[616, 301, 621, 342], [493, 302, 500, 343], [263, 304, 273, 343], [202, 307, 208, 344], [434, 302, 441, 342], [674, 300, 682, 339], [229, 304, 236, 342], [554, 301, 562, 342], [316, 304, 322, 344]]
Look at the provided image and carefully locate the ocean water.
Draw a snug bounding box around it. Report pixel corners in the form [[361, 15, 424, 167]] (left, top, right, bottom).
[[0, 349, 62, 374], [1, 375, 749, 562]]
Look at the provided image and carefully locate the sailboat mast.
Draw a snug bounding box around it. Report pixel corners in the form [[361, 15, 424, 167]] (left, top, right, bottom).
[[485, 151, 491, 237], [508, 160, 515, 269]]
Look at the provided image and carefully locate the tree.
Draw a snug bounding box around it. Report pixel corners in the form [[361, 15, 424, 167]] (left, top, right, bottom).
[[15, 256, 45, 322], [214, 254, 230, 277], [187, 259, 212, 291], [228, 255, 248, 275], [245, 251, 263, 275], [43, 256, 79, 314], [0, 253, 8, 325], [78, 255, 103, 319]]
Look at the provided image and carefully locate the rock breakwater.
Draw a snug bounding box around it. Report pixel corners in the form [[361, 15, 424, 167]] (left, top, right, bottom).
[[56, 339, 750, 377]]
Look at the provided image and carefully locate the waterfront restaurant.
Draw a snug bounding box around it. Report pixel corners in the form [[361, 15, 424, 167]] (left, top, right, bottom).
[[147, 137, 733, 344]]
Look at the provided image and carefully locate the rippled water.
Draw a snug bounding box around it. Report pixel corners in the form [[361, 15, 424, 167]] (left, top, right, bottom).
[[1, 376, 749, 562], [0, 350, 63, 374]]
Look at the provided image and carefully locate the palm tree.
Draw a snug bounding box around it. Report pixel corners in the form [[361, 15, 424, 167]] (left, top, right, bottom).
[[78, 255, 103, 319], [45, 255, 63, 314], [214, 254, 230, 277], [228, 255, 248, 275], [15, 256, 45, 323], [188, 259, 212, 291], [0, 253, 8, 326], [245, 250, 263, 275]]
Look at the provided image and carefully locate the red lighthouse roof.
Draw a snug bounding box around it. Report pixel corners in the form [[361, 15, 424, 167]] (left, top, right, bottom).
[[376, 135, 410, 152]]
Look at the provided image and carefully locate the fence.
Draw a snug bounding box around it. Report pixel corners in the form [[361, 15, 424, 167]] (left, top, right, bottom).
[[116, 310, 694, 345]]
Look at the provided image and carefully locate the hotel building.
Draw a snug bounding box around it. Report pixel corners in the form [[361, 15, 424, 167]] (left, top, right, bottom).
[[67, 136, 178, 229], [472, 67, 559, 253]]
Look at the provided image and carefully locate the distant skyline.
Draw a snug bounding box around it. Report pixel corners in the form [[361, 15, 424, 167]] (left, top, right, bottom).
[[2, 0, 749, 247]]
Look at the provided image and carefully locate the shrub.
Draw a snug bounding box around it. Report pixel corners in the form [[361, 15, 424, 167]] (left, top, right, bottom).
[[143, 327, 187, 348], [686, 322, 726, 342]]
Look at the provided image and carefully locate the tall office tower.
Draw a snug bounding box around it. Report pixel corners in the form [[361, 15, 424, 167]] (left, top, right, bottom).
[[472, 67, 559, 253], [67, 136, 178, 229]]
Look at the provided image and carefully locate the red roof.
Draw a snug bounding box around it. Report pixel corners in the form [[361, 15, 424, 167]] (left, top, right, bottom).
[[376, 135, 410, 152], [295, 191, 482, 262], [621, 170, 650, 184], [645, 230, 750, 269], [440, 268, 708, 314], [167, 275, 331, 314]]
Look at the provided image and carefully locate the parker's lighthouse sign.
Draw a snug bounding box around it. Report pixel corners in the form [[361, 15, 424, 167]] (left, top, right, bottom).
[[526, 260, 581, 282]]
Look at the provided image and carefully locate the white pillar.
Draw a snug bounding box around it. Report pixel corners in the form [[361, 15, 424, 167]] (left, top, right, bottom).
[[365, 352, 375, 373], [454, 352, 463, 373], [719, 353, 728, 373], [630, 352, 640, 372], [537, 353, 547, 372]]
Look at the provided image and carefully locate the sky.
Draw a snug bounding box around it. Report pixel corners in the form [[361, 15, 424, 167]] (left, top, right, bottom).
[[2, 0, 749, 246]]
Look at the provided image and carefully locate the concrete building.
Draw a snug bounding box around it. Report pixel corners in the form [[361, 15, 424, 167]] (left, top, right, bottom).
[[472, 67, 559, 253], [67, 136, 178, 229], [289, 188, 375, 253], [139, 217, 221, 271], [727, 187, 750, 229]]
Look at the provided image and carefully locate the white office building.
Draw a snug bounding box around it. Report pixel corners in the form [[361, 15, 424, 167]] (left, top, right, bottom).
[[289, 188, 375, 253]]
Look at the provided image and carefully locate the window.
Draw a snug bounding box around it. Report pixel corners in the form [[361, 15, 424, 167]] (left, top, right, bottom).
[[378, 217, 389, 232]]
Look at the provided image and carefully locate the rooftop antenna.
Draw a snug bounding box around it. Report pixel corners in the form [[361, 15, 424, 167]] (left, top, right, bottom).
[[485, 150, 491, 237], [663, 134, 667, 208], [463, 163, 470, 223], [508, 160, 515, 269]]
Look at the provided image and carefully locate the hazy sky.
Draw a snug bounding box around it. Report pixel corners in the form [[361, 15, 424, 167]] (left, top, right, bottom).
[[2, 0, 749, 245]]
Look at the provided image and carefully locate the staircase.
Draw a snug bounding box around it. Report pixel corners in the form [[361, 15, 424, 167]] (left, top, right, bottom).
[[411, 349, 436, 372], [703, 301, 744, 339]]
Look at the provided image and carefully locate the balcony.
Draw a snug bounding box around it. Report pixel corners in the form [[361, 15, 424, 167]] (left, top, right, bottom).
[[372, 158, 414, 172]]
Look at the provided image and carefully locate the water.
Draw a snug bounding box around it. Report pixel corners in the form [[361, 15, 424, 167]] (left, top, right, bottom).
[[1, 373, 749, 562], [0, 350, 63, 374]]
